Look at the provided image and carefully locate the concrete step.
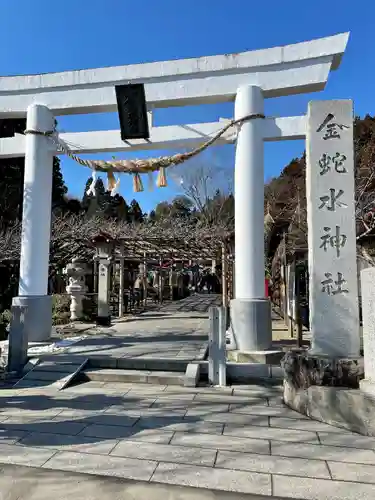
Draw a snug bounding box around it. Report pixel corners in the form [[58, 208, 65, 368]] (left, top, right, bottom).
[[14, 359, 88, 390], [83, 368, 186, 386], [87, 357, 189, 372]]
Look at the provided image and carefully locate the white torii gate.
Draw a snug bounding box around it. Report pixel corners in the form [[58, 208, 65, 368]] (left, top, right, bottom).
[[0, 32, 349, 352]]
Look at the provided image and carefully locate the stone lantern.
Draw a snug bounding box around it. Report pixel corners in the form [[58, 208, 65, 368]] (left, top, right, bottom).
[[65, 258, 89, 321]]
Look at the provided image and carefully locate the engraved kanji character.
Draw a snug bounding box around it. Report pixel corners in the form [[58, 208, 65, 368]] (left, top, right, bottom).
[[321, 272, 349, 295], [319, 153, 331, 175], [319, 188, 348, 211], [319, 226, 347, 257], [316, 113, 349, 140], [332, 152, 347, 173]]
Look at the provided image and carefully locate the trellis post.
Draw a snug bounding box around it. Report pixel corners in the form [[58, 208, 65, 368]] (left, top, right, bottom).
[[118, 243, 125, 318]]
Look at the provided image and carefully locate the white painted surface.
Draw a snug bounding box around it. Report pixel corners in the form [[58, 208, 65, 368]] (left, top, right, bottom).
[[234, 85, 265, 300], [18, 104, 55, 296], [0, 116, 306, 159], [0, 33, 348, 93], [0, 62, 332, 117], [360, 267, 375, 382], [306, 100, 360, 357], [0, 33, 349, 117]]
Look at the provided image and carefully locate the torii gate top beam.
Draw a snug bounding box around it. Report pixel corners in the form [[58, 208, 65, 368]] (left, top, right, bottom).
[[0, 33, 349, 118]]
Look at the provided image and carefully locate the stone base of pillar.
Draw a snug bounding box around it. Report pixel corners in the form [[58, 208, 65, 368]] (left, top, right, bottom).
[[230, 298, 272, 351], [11, 295, 52, 343], [360, 379, 375, 399], [96, 315, 111, 327]]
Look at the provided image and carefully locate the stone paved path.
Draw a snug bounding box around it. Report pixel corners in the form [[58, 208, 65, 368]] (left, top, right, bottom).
[[0, 381, 375, 499], [36, 310, 210, 363]]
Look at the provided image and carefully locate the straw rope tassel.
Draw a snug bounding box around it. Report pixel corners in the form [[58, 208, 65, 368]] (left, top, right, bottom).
[[106, 170, 117, 192], [133, 173, 144, 192], [156, 167, 167, 187], [111, 176, 121, 197], [86, 170, 97, 196]]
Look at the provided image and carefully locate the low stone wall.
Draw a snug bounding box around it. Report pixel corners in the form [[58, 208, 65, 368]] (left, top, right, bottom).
[[281, 350, 375, 436], [284, 380, 375, 436], [281, 350, 364, 389]]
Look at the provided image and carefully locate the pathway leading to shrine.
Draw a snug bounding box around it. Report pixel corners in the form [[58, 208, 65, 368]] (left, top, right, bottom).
[[0, 381, 375, 499]]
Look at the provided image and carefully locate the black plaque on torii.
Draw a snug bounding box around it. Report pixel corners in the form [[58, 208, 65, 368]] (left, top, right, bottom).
[[115, 83, 150, 141]]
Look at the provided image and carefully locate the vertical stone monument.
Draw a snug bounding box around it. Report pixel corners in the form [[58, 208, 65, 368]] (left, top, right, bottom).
[[306, 100, 360, 357], [93, 236, 114, 326]]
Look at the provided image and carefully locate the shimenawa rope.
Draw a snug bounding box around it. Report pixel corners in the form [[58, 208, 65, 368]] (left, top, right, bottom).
[[24, 112, 264, 194]]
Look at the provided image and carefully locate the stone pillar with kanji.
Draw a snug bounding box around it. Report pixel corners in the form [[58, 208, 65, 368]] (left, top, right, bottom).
[[306, 100, 360, 357]]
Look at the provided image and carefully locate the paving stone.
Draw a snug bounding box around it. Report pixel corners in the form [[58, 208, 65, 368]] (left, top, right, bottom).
[[151, 462, 271, 495], [224, 424, 319, 444], [0, 408, 63, 418], [232, 385, 283, 396], [80, 424, 174, 443], [271, 440, 375, 465], [18, 431, 118, 454], [171, 431, 269, 454], [0, 442, 56, 466], [14, 380, 56, 389], [0, 428, 30, 444], [121, 408, 187, 417], [111, 439, 216, 466], [166, 386, 233, 395], [153, 393, 196, 401], [51, 409, 106, 419], [267, 396, 285, 406], [136, 418, 224, 434], [185, 410, 269, 426], [194, 393, 265, 404], [104, 400, 155, 412], [69, 413, 140, 427], [1, 420, 87, 436], [126, 385, 168, 395], [230, 403, 309, 418], [184, 403, 230, 414], [273, 473, 375, 500], [328, 461, 375, 484], [42, 450, 158, 480], [270, 417, 346, 433], [215, 450, 330, 479], [318, 431, 375, 450]]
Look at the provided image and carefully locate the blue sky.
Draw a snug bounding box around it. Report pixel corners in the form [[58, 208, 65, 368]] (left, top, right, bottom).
[[0, 0, 373, 212]]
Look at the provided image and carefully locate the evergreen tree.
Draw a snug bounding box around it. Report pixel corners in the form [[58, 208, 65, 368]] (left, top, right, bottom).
[[81, 177, 106, 217], [82, 176, 130, 220], [169, 195, 192, 218], [0, 118, 68, 225], [148, 209, 157, 222], [128, 199, 144, 222]]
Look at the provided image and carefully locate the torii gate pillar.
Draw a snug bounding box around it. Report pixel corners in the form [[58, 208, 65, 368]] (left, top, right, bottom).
[[11, 103, 55, 342], [231, 85, 272, 351]]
